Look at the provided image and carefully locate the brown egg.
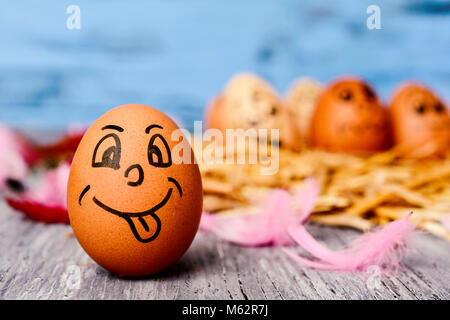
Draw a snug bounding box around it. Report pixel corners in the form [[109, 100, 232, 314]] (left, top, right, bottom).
[[285, 77, 323, 144], [205, 96, 225, 130], [389, 82, 450, 157], [68, 104, 203, 276], [309, 77, 392, 154], [205, 73, 302, 150]]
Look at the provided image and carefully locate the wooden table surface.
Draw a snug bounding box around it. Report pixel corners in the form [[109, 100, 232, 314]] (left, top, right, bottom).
[[1, 0, 449, 301], [1, 199, 449, 300]]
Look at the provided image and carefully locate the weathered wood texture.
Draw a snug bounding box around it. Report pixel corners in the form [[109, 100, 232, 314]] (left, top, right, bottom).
[[1, 199, 449, 300]]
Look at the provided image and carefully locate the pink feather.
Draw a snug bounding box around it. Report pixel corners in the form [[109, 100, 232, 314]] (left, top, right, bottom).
[[200, 189, 296, 246], [284, 212, 416, 272], [25, 162, 70, 208], [0, 124, 35, 190], [441, 216, 450, 232], [296, 178, 320, 223], [200, 178, 319, 246], [201, 177, 416, 272], [5, 162, 70, 223]]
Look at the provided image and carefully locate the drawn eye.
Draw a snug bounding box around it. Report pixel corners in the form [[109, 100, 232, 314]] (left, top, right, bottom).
[[92, 133, 121, 169], [435, 102, 444, 113], [269, 105, 278, 116], [415, 104, 426, 115], [148, 134, 172, 167], [339, 89, 353, 101], [363, 85, 376, 99]]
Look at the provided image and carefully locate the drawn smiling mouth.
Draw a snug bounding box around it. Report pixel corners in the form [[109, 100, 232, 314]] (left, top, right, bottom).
[[80, 177, 182, 243]]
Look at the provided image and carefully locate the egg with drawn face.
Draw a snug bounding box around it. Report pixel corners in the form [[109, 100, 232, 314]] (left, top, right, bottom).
[[309, 77, 391, 154], [285, 77, 323, 144], [390, 83, 450, 157], [68, 104, 203, 276], [209, 73, 301, 150]]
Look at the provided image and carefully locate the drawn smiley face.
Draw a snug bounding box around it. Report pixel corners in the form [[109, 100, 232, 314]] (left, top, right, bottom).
[[309, 78, 392, 153], [390, 83, 450, 156], [77, 123, 183, 243], [68, 104, 202, 276]]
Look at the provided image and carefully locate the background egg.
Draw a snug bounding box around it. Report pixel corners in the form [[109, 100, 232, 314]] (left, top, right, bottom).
[[285, 77, 323, 145], [389, 82, 450, 157], [309, 77, 392, 154], [205, 73, 302, 151], [205, 96, 225, 130], [68, 104, 203, 276]]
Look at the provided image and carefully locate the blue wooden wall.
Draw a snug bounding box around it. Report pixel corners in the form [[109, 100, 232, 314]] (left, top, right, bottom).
[[0, 0, 449, 131]]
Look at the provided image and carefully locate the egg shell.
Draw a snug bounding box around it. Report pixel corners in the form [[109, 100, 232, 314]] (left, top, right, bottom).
[[309, 77, 392, 154], [285, 77, 323, 143], [389, 82, 450, 157], [205, 96, 225, 130], [205, 73, 302, 151], [68, 104, 203, 276]]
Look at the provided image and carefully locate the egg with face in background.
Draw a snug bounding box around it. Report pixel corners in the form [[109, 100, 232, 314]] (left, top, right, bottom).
[[206, 73, 302, 151], [309, 77, 392, 154], [389, 83, 450, 157], [67, 104, 203, 276]]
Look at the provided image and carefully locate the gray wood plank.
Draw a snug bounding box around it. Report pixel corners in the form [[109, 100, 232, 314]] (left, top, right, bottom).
[[1, 200, 449, 300]]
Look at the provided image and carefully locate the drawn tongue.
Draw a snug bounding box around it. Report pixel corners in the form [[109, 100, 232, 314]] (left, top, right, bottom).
[[127, 215, 160, 242]]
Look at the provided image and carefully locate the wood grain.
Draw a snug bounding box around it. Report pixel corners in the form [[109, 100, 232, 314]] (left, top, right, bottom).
[[0, 200, 449, 300]]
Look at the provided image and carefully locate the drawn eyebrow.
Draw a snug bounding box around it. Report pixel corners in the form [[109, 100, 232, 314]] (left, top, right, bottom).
[[145, 124, 163, 134], [102, 125, 124, 132]]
